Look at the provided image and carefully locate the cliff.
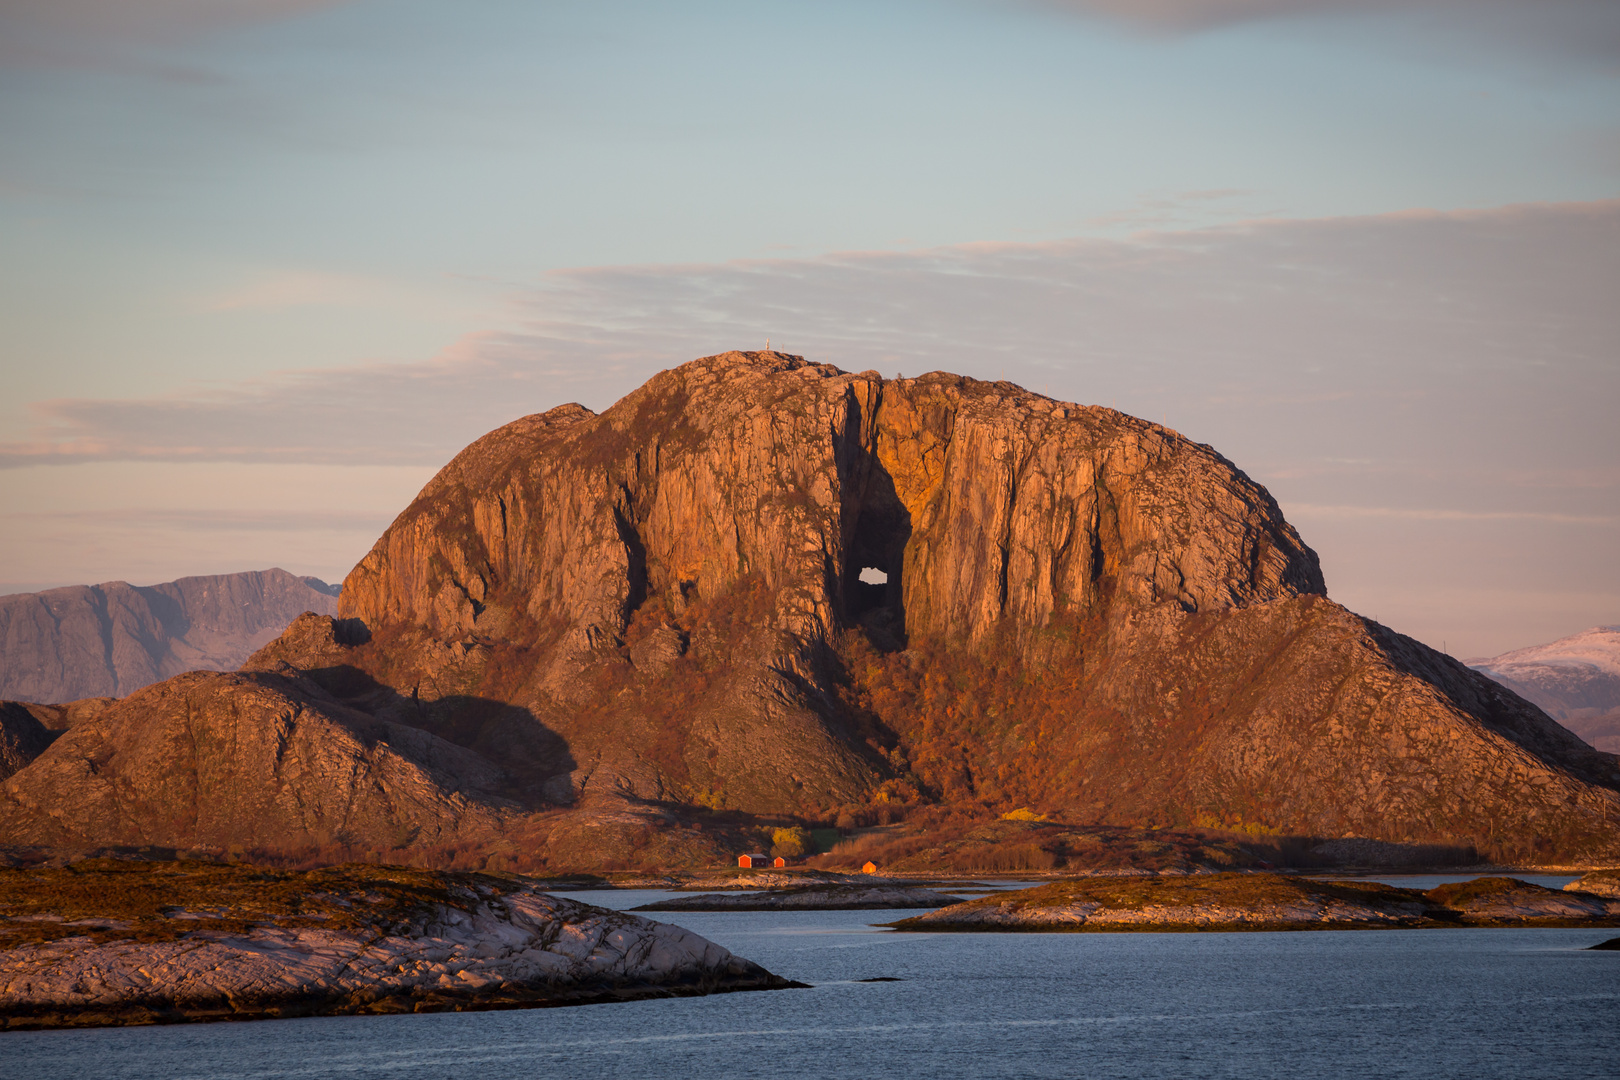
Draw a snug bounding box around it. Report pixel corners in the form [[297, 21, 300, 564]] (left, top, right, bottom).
[[3, 352, 1618, 866], [0, 569, 340, 704], [0, 860, 797, 1029], [261, 350, 1328, 821]]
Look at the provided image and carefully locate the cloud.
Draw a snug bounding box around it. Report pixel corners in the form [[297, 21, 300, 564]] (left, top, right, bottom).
[[4, 198, 1615, 654], [4, 199, 1616, 475], [1289, 505, 1619, 526], [1030, 0, 1620, 68], [0, 0, 354, 66], [0, 331, 586, 466], [0, 0, 348, 37], [4, 507, 391, 532], [198, 271, 424, 312], [1034, 0, 1399, 31]]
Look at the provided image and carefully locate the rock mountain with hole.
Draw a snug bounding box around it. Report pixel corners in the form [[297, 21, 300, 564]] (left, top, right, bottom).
[[2, 352, 1616, 865]]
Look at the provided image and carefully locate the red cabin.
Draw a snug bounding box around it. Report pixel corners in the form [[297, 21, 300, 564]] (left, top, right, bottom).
[[738, 853, 770, 868], [774, 856, 789, 868]]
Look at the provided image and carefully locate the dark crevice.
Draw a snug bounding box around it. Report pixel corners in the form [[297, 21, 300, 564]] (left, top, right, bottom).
[[997, 544, 1010, 615], [613, 497, 649, 626], [835, 393, 911, 652]]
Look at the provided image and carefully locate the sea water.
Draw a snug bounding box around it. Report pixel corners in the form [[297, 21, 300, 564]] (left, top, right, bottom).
[[6, 881, 1616, 1080]]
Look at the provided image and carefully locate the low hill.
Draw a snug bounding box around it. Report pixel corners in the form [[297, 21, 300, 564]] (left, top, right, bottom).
[[0, 569, 339, 704]]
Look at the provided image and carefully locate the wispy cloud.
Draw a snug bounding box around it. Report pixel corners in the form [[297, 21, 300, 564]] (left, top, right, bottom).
[[1289, 504, 1619, 525], [1031, 0, 1620, 69], [1034, 0, 1402, 33], [2, 198, 1614, 654], [4, 507, 392, 532], [0, 331, 590, 466], [1084, 188, 1281, 232], [198, 271, 406, 312], [0, 0, 355, 66], [3, 199, 1615, 473]]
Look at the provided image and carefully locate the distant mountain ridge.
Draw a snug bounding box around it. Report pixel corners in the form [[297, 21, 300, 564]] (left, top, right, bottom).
[[1470, 626, 1620, 754], [0, 569, 340, 704]]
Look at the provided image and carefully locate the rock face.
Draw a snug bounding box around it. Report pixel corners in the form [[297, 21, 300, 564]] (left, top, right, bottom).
[[888, 874, 1620, 932], [1470, 627, 1620, 754], [262, 351, 1321, 823], [0, 569, 340, 704], [0, 861, 797, 1029], [3, 352, 1618, 866]]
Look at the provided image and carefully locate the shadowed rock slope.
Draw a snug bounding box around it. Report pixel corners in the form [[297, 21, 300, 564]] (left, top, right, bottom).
[[0, 569, 340, 704], [4, 352, 1618, 865], [0, 668, 521, 853]]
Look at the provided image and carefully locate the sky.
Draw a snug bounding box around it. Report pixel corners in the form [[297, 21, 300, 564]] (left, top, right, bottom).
[[0, 0, 1616, 658]]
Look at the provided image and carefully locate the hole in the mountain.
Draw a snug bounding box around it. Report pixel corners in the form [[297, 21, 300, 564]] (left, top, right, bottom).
[[853, 566, 889, 615], [843, 488, 909, 649], [836, 406, 911, 649]]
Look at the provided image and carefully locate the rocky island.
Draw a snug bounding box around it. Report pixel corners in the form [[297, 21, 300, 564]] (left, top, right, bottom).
[[0, 860, 800, 1030], [0, 352, 1615, 874], [1564, 868, 1620, 898], [886, 873, 1620, 932], [633, 883, 967, 912]]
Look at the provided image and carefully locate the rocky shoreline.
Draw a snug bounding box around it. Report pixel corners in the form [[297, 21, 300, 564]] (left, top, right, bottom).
[[633, 884, 967, 912], [887, 872, 1620, 932], [0, 861, 802, 1030]]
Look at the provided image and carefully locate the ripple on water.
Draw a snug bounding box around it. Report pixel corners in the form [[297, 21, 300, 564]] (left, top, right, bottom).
[[6, 892, 1618, 1080]]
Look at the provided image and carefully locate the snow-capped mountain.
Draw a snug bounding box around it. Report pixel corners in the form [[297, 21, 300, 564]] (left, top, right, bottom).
[[1469, 626, 1620, 754]]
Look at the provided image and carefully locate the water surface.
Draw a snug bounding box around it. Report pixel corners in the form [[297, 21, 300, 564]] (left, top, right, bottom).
[[7, 887, 1615, 1080]]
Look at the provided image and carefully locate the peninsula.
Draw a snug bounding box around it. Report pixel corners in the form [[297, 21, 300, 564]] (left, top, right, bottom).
[[0, 860, 800, 1030]]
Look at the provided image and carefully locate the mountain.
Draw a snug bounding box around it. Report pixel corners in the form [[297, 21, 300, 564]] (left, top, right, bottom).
[[2, 353, 1616, 867], [0, 569, 340, 704], [1470, 627, 1620, 754]]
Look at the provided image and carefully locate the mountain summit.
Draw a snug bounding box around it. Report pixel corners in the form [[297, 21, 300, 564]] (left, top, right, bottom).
[[3, 353, 1616, 865]]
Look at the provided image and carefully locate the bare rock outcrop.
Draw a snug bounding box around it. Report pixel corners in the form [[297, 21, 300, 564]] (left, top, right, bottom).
[[0, 569, 340, 704], [259, 351, 1615, 860], [633, 885, 966, 911], [3, 351, 1617, 866], [279, 352, 1322, 823], [1565, 868, 1620, 900], [888, 874, 1620, 932], [0, 861, 798, 1029]]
